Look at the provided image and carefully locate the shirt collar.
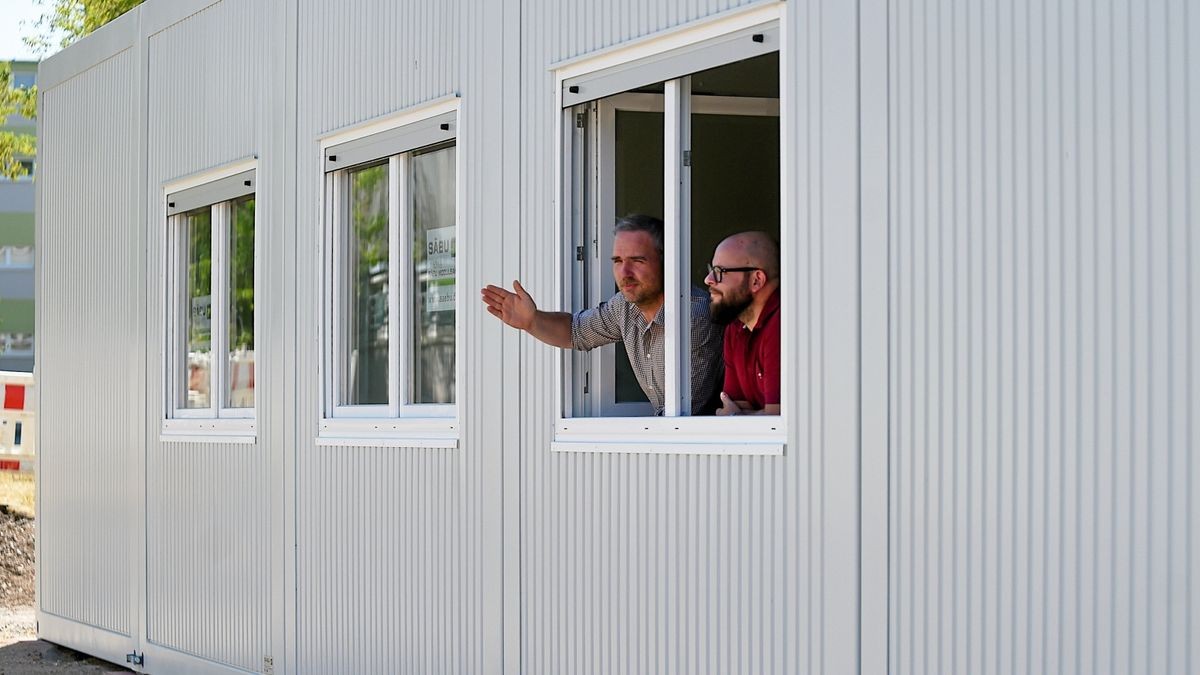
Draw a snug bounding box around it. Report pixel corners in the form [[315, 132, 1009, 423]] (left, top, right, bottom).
[[743, 287, 781, 331]]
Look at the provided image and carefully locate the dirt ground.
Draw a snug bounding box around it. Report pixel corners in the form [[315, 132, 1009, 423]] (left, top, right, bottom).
[[0, 506, 130, 674]]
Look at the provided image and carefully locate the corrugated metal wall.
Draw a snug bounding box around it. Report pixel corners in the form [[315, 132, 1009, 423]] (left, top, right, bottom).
[[292, 0, 506, 672], [144, 0, 274, 670], [35, 0, 1200, 672], [518, 1, 862, 673], [886, 0, 1200, 673], [37, 47, 140, 638]]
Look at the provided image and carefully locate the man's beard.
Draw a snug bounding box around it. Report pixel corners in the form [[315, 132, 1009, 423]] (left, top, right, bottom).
[[709, 285, 753, 325], [619, 279, 659, 307]]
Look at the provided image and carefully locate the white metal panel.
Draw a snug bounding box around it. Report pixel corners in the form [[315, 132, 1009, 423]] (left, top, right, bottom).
[[146, 0, 265, 184], [519, 1, 861, 673], [886, 0, 1200, 673], [36, 45, 139, 652], [297, 0, 462, 136], [293, 0, 501, 672], [295, 446, 477, 673], [144, 0, 276, 670], [145, 442, 271, 671]]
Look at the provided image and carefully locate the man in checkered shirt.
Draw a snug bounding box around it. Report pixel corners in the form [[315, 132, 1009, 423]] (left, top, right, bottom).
[[481, 215, 724, 415]]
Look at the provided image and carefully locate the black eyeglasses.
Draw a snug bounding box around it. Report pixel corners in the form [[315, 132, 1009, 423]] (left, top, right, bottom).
[[706, 264, 762, 283]]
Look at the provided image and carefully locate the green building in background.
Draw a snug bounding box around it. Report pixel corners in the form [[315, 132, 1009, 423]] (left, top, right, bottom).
[[0, 60, 35, 372]]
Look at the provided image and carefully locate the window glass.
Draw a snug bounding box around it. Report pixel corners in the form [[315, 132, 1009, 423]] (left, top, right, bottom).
[[409, 144, 456, 404], [9, 246, 32, 266], [166, 170, 257, 423], [613, 108, 663, 405], [227, 196, 255, 408], [566, 45, 780, 419], [0, 333, 33, 354], [323, 114, 457, 423], [183, 207, 213, 409], [690, 52, 781, 284], [343, 162, 389, 405], [12, 73, 34, 89]]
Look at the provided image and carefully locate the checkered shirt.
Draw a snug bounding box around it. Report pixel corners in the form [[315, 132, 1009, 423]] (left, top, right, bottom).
[[571, 287, 724, 415]]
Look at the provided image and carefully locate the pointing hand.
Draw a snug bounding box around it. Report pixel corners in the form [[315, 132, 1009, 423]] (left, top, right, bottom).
[[480, 280, 537, 331]]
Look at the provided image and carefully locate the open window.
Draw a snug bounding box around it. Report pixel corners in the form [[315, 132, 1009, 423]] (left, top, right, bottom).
[[163, 165, 257, 437], [554, 9, 785, 453], [319, 104, 459, 447]]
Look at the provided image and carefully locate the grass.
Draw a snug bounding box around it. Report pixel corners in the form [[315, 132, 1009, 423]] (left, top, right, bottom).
[[0, 473, 34, 519]]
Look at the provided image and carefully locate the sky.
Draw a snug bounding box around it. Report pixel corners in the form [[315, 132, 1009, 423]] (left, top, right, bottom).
[[0, 0, 48, 62]]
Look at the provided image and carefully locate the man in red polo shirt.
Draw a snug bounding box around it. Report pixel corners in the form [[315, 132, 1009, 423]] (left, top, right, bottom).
[[704, 231, 781, 416]]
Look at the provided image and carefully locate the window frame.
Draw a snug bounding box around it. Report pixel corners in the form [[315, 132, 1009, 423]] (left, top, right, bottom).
[[316, 98, 461, 448], [552, 3, 788, 455], [160, 159, 259, 441]]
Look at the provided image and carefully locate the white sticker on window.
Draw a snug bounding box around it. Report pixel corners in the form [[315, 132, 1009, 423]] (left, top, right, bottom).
[[425, 226, 455, 312]]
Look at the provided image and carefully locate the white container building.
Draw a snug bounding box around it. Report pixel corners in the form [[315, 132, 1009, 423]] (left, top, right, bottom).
[[35, 0, 1198, 672]]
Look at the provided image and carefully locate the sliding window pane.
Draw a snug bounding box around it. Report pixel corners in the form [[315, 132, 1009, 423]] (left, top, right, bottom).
[[410, 144, 456, 404], [183, 207, 212, 409], [613, 108, 663, 405], [227, 196, 255, 408], [343, 163, 390, 405]]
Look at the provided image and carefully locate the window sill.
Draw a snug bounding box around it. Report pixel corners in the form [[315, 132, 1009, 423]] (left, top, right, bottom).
[[160, 418, 257, 445], [553, 415, 785, 456], [317, 417, 459, 449]]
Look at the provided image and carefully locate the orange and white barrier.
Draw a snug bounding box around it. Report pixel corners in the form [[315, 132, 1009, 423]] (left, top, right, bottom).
[[0, 371, 34, 473]]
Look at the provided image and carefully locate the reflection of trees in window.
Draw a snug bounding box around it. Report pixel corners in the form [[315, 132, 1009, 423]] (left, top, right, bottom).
[[410, 144, 455, 404], [186, 208, 212, 348], [185, 207, 213, 409], [349, 163, 389, 404], [229, 196, 255, 351]]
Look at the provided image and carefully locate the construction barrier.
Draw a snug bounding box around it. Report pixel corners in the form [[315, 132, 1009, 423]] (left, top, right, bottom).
[[0, 371, 34, 474]]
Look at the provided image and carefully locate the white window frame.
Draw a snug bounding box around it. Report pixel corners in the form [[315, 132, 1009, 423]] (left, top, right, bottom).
[[584, 92, 781, 418], [317, 98, 461, 448], [552, 3, 788, 455], [160, 158, 259, 442]]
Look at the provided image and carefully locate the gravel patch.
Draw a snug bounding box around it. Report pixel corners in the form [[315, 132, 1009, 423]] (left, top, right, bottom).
[[0, 506, 34, 609]]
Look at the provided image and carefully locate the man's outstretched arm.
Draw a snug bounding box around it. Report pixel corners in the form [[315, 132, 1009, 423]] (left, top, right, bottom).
[[480, 280, 574, 349]]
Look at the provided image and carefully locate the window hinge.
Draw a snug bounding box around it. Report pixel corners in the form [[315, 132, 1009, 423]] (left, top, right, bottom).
[[576, 245, 585, 261], [575, 112, 585, 128], [683, 150, 693, 167], [126, 651, 145, 666]]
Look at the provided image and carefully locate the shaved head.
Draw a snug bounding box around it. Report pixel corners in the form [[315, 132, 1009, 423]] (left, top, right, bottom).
[[713, 231, 780, 282]]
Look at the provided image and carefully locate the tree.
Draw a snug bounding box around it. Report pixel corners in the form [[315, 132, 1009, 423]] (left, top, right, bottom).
[[0, 64, 37, 180], [1, 0, 144, 180]]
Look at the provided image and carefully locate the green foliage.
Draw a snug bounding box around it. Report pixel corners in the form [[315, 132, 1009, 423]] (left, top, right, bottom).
[[2, 0, 145, 180], [351, 164, 389, 268], [230, 197, 255, 350], [23, 0, 145, 54], [0, 63, 37, 181]]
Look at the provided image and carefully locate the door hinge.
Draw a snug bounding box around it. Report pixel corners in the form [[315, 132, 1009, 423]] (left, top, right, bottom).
[[576, 245, 585, 261], [126, 651, 145, 666], [683, 150, 693, 166], [575, 112, 585, 128]]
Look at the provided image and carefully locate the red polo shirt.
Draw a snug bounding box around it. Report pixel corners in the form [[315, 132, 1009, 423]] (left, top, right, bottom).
[[722, 288, 781, 410]]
